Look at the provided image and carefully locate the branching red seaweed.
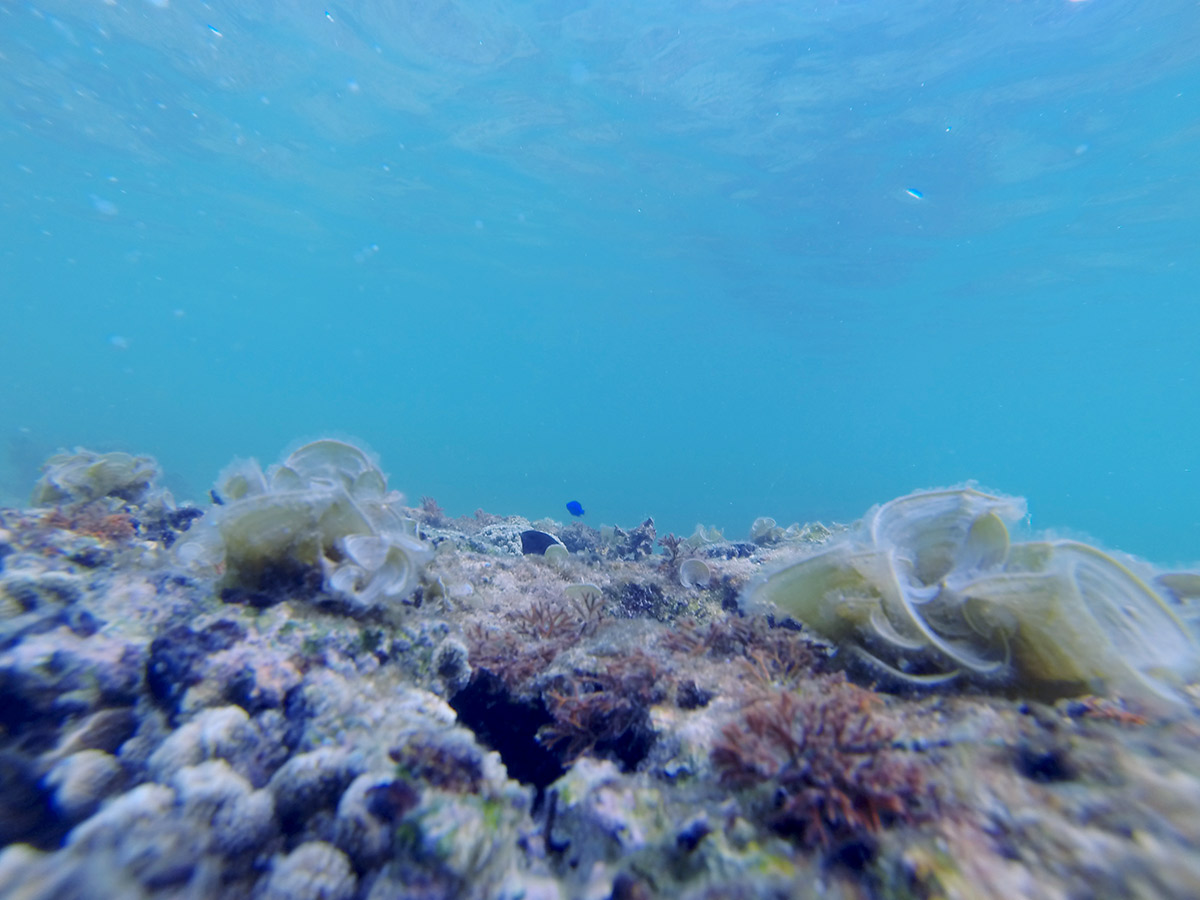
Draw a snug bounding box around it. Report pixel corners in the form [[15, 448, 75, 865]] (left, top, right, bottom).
[[712, 674, 930, 848]]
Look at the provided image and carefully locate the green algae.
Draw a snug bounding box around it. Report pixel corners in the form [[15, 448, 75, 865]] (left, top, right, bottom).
[[177, 440, 431, 612], [31, 449, 161, 506], [742, 487, 1200, 708]]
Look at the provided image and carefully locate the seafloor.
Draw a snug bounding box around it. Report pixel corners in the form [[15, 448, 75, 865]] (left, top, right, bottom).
[[1, 446, 1199, 900]]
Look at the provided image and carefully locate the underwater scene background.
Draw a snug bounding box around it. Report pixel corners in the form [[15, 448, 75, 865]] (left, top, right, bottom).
[[2, 0, 1198, 564]]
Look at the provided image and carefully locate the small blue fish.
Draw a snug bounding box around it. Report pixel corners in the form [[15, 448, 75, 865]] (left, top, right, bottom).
[[566, 500, 585, 517]]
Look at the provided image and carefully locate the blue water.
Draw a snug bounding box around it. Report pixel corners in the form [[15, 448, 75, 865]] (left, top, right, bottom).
[[1, 0, 1197, 563]]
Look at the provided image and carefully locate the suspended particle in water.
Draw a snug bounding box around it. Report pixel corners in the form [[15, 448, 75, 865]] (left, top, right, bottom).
[[905, 188, 924, 200], [207, 24, 222, 37], [90, 194, 119, 216]]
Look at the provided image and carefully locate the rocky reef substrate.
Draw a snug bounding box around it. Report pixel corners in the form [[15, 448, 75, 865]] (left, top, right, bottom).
[[1, 444, 1199, 900]]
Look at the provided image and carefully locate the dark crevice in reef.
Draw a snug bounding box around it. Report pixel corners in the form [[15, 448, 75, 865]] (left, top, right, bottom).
[[0, 750, 66, 851], [590, 704, 656, 772], [218, 561, 324, 609], [450, 671, 565, 795]]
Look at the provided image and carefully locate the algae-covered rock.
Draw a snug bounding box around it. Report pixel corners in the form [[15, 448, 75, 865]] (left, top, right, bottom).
[[332, 772, 409, 869], [146, 705, 258, 781], [172, 759, 275, 857], [44, 749, 125, 822], [742, 486, 1200, 708], [259, 841, 356, 900], [268, 747, 363, 832], [404, 787, 530, 899], [176, 440, 431, 613]]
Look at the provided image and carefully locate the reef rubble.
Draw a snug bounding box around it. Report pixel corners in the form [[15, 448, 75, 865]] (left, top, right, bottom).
[[1, 445, 1199, 900]]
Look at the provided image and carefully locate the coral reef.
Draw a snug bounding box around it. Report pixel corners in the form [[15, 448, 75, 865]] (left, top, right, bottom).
[[1, 454, 1199, 900]]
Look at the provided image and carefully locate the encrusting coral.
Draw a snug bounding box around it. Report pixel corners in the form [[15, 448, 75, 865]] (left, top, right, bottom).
[[742, 486, 1200, 709], [176, 440, 431, 612]]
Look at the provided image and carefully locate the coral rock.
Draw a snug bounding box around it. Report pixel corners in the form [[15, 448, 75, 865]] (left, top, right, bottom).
[[44, 749, 125, 822], [258, 841, 356, 900]]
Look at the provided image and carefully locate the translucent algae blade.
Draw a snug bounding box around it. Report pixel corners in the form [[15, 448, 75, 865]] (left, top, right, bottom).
[[283, 440, 377, 491], [890, 581, 1010, 675], [960, 512, 1012, 574], [742, 544, 888, 640], [956, 567, 1112, 691], [866, 488, 1026, 586], [741, 487, 1199, 709], [1051, 541, 1200, 698], [217, 458, 270, 501]]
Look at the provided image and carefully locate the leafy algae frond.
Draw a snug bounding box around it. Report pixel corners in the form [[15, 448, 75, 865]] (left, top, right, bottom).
[[742, 487, 1200, 709], [177, 439, 431, 612]]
